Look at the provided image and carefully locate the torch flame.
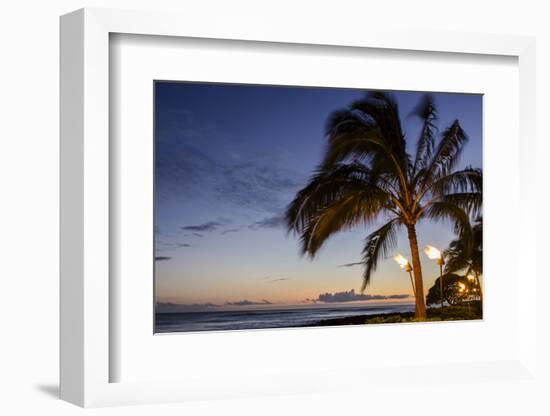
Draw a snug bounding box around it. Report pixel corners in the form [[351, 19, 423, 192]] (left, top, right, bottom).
[[424, 245, 442, 260], [393, 254, 410, 270]]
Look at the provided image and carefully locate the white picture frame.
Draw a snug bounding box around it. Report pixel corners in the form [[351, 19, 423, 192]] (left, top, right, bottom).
[[60, 7, 538, 408]]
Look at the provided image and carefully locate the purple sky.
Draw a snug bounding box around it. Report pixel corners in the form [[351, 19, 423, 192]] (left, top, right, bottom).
[[154, 82, 482, 311]]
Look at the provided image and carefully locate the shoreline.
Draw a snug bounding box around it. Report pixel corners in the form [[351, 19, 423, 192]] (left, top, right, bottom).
[[303, 303, 482, 326], [156, 302, 482, 332], [303, 311, 415, 327]]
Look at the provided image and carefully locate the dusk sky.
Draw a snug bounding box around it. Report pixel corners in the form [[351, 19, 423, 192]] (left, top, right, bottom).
[[154, 82, 482, 312]]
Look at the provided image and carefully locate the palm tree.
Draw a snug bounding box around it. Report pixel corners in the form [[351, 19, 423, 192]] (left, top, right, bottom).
[[285, 92, 482, 319], [444, 216, 483, 300]]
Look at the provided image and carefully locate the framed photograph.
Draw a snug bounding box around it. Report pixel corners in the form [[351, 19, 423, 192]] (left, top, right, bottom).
[[153, 81, 483, 334], [60, 8, 538, 408]]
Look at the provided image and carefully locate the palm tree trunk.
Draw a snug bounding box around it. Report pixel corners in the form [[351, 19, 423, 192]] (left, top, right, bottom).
[[474, 271, 483, 302], [406, 224, 427, 319], [406, 269, 418, 316]]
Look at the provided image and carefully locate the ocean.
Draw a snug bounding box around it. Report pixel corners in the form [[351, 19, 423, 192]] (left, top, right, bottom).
[[155, 303, 415, 333]]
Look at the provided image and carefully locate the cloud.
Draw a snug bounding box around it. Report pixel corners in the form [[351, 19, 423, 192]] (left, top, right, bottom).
[[266, 277, 289, 283], [156, 143, 218, 195], [250, 215, 285, 229], [157, 135, 302, 215], [313, 289, 410, 303], [155, 256, 172, 261], [181, 221, 223, 232], [156, 241, 193, 250], [214, 164, 300, 214], [224, 299, 272, 306], [221, 226, 246, 235], [181, 217, 231, 233], [183, 232, 204, 238], [220, 215, 286, 236], [338, 262, 364, 268], [156, 302, 220, 313], [157, 136, 301, 215]]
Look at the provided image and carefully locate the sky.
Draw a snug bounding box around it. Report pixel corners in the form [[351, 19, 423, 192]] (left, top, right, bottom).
[[154, 82, 482, 312]]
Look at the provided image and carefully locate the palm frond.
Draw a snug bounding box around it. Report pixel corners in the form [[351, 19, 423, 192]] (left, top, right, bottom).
[[360, 218, 401, 291], [443, 239, 470, 274], [286, 163, 393, 257], [351, 92, 409, 170], [422, 120, 468, 188], [323, 107, 384, 168], [444, 216, 483, 275], [428, 167, 482, 196], [438, 192, 482, 219], [287, 163, 387, 230], [422, 200, 473, 237], [409, 94, 438, 174], [299, 192, 387, 256], [322, 92, 411, 185]]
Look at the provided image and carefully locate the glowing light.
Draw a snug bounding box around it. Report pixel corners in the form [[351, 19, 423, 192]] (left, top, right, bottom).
[[458, 282, 466, 292], [467, 274, 475, 281], [424, 245, 442, 260], [393, 254, 410, 270]]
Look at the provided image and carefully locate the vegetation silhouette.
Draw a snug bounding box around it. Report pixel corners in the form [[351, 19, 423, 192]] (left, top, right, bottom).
[[426, 273, 480, 306], [444, 216, 483, 300], [286, 92, 482, 319]]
